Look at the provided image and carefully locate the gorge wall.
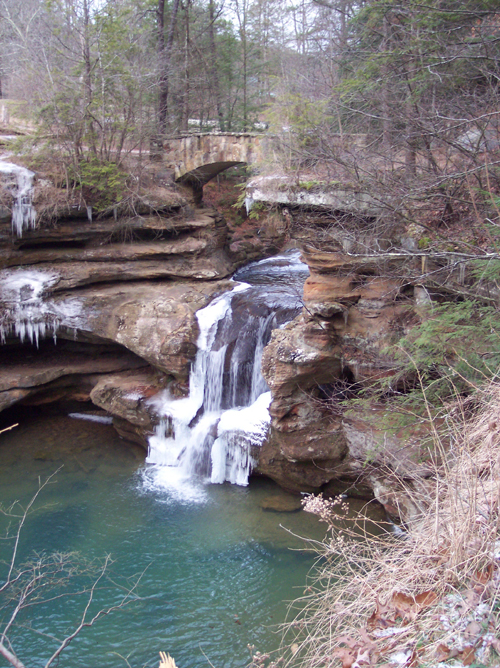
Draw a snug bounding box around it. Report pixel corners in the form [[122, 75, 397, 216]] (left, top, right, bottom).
[[0, 162, 285, 447], [0, 159, 483, 519]]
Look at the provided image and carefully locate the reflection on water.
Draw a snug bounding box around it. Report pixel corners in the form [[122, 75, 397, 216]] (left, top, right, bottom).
[[0, 411, 385, 668]]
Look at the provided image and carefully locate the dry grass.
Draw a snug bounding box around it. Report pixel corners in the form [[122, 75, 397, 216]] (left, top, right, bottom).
[[274, 384, 500, 668]]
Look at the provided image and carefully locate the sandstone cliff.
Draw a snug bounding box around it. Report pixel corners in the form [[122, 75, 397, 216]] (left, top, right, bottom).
[[1, 158, 490, 520]]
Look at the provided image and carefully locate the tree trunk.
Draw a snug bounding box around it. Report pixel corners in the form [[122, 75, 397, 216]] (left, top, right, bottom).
[[82, 0, 96, 156], [181, 0, 190, 132], [381, 14, 391, 155], [208, 0, 225, 131], [156, 0, 181, 149], [157, 0, 167, 144]]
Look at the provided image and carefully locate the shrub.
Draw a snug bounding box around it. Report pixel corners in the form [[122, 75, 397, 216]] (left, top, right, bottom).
[[277, 382, 500, 668]]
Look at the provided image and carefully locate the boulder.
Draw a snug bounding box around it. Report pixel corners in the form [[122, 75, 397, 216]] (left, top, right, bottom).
[[89, 371, 166, 448], [69, 280, 232, 379]]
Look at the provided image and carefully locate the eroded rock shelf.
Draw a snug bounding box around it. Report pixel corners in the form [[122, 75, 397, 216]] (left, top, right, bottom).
[[1, 164, 488, 519]]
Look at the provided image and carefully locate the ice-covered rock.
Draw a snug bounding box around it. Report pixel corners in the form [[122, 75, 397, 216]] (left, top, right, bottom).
[[0, 159, 36, 236], [0, 269, 81, 345]]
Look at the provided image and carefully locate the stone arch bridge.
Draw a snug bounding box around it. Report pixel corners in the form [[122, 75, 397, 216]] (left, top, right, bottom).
[[164, 132, 269, 202]]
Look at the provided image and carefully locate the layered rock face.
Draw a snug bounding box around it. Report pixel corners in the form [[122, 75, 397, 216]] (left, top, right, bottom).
[[1, 159, 476, 519], [256, 217, 470, 517], [258, 247, 414, 497], [0, 169, 245, 444]]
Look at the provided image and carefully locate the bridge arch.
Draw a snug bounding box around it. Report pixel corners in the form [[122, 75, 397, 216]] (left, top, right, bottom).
[[165, 133, 266, 203]]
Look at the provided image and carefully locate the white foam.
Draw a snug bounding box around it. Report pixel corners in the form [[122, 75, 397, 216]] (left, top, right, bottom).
[[140, 465, 208, 505]]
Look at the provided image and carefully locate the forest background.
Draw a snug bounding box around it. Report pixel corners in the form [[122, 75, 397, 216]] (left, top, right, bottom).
[[1, 0, 499, 261], [1, 0, 498, 181]]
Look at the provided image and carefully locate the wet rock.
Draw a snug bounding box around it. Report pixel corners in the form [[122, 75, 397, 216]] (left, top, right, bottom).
[[69, 280, 232, 379], [258, 314, 349, 490], [90, 371, 163, 438], [260, 494, 303, 512], [257, 244, 426, 507]]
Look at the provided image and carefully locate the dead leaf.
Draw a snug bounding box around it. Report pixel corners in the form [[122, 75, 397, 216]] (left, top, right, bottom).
[[491, 637, 500, 653], [351, 648, 371, 667], [473, 563, 495, 584], [460, 645, 476, 666], [337, 636, 358, 649], [358, 628, 378, 651], [367, 599, 395, 630], [333, 647, 355, 668], [391, 591, 436, 620], [435, 644, 450, 662], [464, 588, 481, 608], [414, 591, 437, 608], [463, 620, 482, 641], [391, 592, 414, 612]]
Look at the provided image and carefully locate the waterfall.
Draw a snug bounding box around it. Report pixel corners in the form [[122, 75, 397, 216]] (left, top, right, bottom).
[[145, 251, 309, 495], [146, 282, 272, 487], [0, 159, 37, 237]]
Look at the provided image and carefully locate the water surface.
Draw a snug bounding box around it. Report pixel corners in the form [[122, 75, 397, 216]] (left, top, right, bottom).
[[0, 411, 327, 668]]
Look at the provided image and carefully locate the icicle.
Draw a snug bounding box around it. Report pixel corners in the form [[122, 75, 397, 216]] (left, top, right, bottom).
[[86, 206, 93, 222], [211, 393, 272, 485], [0, 160, 37, 237], [244, 196, 254, 216], [0, 269, 81, 347]]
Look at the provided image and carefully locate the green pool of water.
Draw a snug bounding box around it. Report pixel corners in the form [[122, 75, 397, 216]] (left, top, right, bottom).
[[0, 412, 331, 668]]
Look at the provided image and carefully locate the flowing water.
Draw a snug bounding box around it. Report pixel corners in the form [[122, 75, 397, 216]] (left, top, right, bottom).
[[146, 251, 310, 493]]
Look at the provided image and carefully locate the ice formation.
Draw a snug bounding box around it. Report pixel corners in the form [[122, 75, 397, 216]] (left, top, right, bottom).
[[145, 251, 309, 491], [0, 159, 37, 237], [0, 269, 82, 346]]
